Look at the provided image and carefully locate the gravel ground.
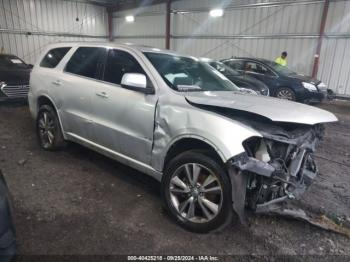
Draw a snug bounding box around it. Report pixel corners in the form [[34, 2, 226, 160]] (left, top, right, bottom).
[[0, 100, 349, 257]]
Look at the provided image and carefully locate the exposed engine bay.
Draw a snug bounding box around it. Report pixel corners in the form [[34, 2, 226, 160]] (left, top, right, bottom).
[[231, 117, 324, 221], [193, 105, 326, 221], [239, 122, 323, 211]]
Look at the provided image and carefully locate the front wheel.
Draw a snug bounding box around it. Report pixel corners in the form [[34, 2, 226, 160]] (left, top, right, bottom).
[[161, 151, 233, 233], [36, 105, 67, 150], [275, 87, 296, 101]]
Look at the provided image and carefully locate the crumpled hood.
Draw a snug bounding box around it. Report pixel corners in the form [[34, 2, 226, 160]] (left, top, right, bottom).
[[185, 91, 337, 125]]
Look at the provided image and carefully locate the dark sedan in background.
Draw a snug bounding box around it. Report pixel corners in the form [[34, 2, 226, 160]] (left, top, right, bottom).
[[0, 54, 32, 102], [201, 58, 269, 96], [0, 171, 16, 261], [222, 57, 329, 103]]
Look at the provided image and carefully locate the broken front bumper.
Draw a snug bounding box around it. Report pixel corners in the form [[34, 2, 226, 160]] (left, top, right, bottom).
[[231, 150, 317, 210], [227, 124, 324, 223]]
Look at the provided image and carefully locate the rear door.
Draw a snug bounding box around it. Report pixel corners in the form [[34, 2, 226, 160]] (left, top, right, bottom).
[[91, 48, 157, 165], [60, 46, 106, 141]]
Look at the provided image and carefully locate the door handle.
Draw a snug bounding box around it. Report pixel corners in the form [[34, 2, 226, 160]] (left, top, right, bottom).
[[52, 80, 62, 86], [96, 91, 109, 98]]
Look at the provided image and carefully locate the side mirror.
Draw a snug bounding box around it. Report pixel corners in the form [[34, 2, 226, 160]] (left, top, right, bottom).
[[121, 73, 154, 94]]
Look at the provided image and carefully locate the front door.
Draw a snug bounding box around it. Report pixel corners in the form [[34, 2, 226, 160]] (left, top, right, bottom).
[[91, 48, 157, 165]]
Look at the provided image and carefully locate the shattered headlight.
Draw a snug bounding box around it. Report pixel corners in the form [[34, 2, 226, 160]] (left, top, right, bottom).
[[254, 139, 270, 162]]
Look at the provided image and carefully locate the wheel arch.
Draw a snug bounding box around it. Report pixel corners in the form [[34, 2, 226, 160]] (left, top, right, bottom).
[[36, 95, 66, 139], [37, 95, 57, 111], [162, 137, 225, 173]]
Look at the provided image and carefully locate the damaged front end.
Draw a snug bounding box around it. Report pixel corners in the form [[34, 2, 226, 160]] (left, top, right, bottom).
[[228, 119, 325, 222]]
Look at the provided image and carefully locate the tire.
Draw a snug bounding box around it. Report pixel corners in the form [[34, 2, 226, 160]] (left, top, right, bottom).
[[161, 150, 233, 233], [275, 87, 296, 101], [36, 104, 67, 150], [0, 171, 16, 260]]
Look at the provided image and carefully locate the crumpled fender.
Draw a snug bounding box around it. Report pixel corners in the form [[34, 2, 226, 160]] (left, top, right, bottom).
[[151, 95, 262, 172]]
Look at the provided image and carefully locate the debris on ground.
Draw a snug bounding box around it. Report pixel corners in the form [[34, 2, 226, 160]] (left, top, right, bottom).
[[259, 203, 350, 238], [17, 159, 27, 166]]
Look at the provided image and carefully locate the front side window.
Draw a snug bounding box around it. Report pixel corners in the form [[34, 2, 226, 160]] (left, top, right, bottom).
[[103, 49, 145, 85], [40, 47, 71, 68], [144, 52, 239, 92], [226, 60, 244, 71], [209, 61, 240, 76], [245, 61, 274, 76], [65, 47, 105, 79]]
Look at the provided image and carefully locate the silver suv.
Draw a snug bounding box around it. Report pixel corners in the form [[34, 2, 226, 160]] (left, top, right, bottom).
[[29, 42, 337, 232]]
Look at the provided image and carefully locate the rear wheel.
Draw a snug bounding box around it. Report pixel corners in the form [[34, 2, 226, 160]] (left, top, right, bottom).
[[36, 105, 66, 150], [275, 87, 296, 101], [162, 151, 233, 233]]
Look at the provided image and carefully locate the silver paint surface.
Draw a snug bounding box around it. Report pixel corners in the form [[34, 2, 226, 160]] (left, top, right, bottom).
[[29, 42, 337, 182], [185, 91, 338, 125]]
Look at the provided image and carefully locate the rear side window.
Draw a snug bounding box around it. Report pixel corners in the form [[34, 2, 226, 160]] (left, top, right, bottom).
[[65, 47, 105, 79], [40, 47, 71, 68], [103, 49, 145, 85]]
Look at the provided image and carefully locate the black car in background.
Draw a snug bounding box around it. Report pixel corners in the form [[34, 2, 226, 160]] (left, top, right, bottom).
[[201, 58, 269, 96], [222, 57, 328, 103], [0, 54, 32, 102], [0, 171, 16, 261]]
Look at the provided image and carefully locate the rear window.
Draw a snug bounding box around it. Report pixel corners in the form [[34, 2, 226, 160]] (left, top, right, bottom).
[[40, 47, 71, 68]]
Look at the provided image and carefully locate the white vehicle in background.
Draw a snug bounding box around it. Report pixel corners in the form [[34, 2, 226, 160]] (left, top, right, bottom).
[[28, 43, 337, 232]]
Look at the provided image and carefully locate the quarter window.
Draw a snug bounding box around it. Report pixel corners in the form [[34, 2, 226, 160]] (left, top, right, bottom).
[[103, 49, 145, 85], [65, 47, 105, 79], [40, 47, 71, 68]]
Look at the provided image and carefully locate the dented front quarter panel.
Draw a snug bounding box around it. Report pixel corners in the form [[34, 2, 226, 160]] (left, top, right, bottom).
[[151, 93, 262, 172]]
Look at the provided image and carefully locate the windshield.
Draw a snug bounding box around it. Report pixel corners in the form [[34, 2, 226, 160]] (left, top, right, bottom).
[[265, 60, 296, 76], [144, 52, 240, 92], [208, 61, 240, 76]]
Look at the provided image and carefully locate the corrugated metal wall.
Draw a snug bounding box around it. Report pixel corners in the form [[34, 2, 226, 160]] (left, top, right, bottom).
[[171, 0, 323, 75], [112, 0, 350, 96], [318, 0, 350, 96], [112, 2, 166, 48], [0, 0, 108, 64]]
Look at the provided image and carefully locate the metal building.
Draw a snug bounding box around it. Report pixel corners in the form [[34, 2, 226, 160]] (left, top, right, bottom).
[[111, 0, 350, 97], [0, 0, 349, 96]]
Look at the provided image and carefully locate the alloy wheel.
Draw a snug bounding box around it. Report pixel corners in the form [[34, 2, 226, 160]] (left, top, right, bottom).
[[276, 88, 294, 100], [38, 112, 55, 148], [169, 163, 223, 223]]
